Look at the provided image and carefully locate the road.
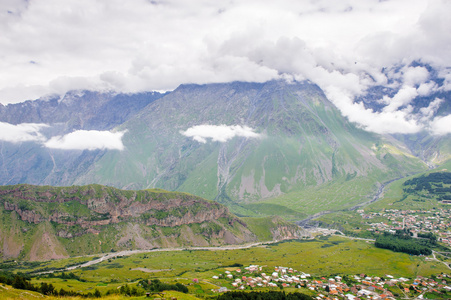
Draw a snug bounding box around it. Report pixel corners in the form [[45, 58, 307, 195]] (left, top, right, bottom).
[[431, 250, 451, 270], [37, 240, 287, 274]]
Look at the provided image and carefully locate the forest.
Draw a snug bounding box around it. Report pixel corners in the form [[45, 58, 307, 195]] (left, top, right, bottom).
[[375, 230, 433, 255], [403, 172, 451, 200]]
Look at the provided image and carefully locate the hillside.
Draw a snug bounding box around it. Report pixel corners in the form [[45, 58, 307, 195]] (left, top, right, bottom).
[[73, 80, 427, 214], [0, 184, 305, 261], [0, 80, 448, 217], [0, 90, 165, 187]]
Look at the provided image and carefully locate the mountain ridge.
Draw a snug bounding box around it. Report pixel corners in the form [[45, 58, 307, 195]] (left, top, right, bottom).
[[0, 79, 448, 217], [0, 184, 305, 260]]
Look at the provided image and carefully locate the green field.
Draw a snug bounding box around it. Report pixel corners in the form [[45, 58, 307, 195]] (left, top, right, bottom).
[[1, 236, 447, 299]]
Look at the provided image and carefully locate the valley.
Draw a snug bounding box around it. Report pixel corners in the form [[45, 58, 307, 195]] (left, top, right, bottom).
[[1, 0, 451, 298], [1, 235, 451, 299], [0, 80, 450, 299], [2, 170, 451, 299]]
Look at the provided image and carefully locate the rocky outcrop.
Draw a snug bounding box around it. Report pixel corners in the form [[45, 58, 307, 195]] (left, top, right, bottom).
[[1, 185, 231, 230], [0, 184, 305, 260], [271, 225, 308, 240], [3, 202, 44, 224]]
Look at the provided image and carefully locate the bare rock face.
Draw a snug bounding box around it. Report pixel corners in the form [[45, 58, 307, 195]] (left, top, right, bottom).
[[271, 224, 307, 240], [4, 202, 44, 224]]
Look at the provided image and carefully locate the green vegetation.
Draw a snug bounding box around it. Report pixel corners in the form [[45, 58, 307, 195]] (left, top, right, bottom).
[[403, 171, 451, 201], [375, 231, 433, 256], [241, 203, 307, 221], [1, 237, 450, 299], [140, 278, 188, 293], [0, 271, 100, 297], [367, 170, 451, 212], [3, 184, 290, 260]]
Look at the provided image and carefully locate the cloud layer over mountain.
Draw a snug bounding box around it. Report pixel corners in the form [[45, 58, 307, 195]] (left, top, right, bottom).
[[181, 125, 261, 143], [0, 0, 450, 134], [0, 121, 125, 150]]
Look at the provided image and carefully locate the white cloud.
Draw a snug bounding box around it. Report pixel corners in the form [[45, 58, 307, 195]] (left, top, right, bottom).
[[0, 122, 48, 143], [417, 81, 437, 96], [402, 66, 429, 86], [44, 130, 126, 150], [430, 115, 451, 136], [0, 0, 450, 135], [181, 125, 261, 143], [322, 87, 422, 135], [0, 121, 126, 150], [382, 86, 418, 113]]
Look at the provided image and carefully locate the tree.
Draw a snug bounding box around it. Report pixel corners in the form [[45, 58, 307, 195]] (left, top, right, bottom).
[[94, 288, 102, 298]]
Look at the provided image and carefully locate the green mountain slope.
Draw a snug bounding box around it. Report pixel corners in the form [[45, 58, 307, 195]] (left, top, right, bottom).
[[73, 81, 427, 215], [393, 132, 451, 167]]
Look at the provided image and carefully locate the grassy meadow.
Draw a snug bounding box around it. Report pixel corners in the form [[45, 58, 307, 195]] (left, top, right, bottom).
[[2, 236, 447, 299]]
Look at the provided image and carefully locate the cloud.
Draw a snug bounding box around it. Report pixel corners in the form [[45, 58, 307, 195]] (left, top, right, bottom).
[[322, 87, 422, 135], [44, 130, 126, 150], [181, 125, 261, 143], [382, 86, 418, 113], [402, 66, 429, 86], [0, 121, 126, 150], [430, 115, 451, 136], [419, 98, 443, 122], [0, 0, 450, 135], [0, 122, 48, 143]]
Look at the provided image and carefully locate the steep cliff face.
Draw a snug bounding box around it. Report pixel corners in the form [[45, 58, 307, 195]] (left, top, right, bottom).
[[0, 184, 306, 260], [0, 184, 231, 229]]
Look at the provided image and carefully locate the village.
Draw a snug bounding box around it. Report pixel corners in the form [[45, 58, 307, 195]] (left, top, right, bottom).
[[210, 264, 451, 300], [360, 208, 451, 245], [204, 208, 451, 299]]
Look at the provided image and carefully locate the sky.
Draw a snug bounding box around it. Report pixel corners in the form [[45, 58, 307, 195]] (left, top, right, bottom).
[[1, 0, 451, 145]]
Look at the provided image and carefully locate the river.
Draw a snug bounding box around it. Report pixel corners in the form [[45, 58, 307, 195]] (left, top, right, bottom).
[[296, 176, 404, 227]]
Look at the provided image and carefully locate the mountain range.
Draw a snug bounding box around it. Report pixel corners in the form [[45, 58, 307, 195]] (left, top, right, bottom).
[[1, 79, 449, 218]]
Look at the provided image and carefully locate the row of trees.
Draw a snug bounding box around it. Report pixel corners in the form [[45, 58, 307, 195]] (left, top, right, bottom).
[[1, 271, 191, 298], [139, 278, 188, 293], [0, 271, 101, 297]]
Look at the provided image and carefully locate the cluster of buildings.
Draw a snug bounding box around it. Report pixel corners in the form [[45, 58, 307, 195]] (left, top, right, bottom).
[[212, 265, 312, 289], [360, 209, 451, 244], [211, 264, 451, 299]]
